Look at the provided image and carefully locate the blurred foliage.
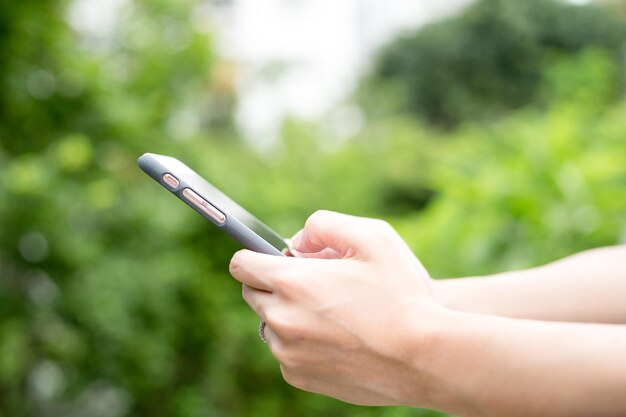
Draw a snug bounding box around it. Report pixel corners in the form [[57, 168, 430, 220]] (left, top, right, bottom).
[[365, 0, 626, 127], [0, 0, 625, 417]]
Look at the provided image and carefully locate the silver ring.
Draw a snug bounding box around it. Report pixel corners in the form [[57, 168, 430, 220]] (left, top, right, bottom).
[[258, 320, 268, 343]]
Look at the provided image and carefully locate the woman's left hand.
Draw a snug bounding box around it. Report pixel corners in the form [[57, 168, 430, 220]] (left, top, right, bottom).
[[229, 210, 442, 406]]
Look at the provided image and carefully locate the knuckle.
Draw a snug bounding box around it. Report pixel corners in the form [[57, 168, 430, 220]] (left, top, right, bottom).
[[266, 311, 303, 341], [278, 279, 301, 299], [306, 210, 331, 230], [273, 271, 301, 297], [228, 257, 239, 276], [265, 311, 290, 334], [373, 218, 392, 230], [371, 218, 395, 237], [241, 285, 266, 317], [229, 250, 247, 277], [269, 339, 288, 361], [272, 344, 301, 370], [281, 368, 308, 390], [241, 285, 251, 302]]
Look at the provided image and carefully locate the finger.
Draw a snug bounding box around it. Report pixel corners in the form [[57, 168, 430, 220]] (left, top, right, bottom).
[[287, 231, 302, 245], [291, 247, 342, 259], [287, 231, 341, 258], [279, 365, 343, 398], [230, 249, 285, 291], [291, 210, 387, 258], [233, 249, 349, 296], [242, 284, 275, 320]]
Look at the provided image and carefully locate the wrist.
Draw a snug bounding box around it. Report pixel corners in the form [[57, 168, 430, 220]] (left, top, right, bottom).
[[391, 303, 464, 410], [397, 306, 488, 415], [431, 278, 467, 311], [432, 276, 501, 315]]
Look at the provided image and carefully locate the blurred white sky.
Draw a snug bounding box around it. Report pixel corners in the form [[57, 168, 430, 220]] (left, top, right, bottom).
[[207, 0, 471, 148], [69, 0, 472, 147], [69, 0, 598, 148], [204, 0, 476, 149]]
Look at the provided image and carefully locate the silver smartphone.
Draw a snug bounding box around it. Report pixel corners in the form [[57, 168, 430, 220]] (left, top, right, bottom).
[[138, 153, 287, 256]]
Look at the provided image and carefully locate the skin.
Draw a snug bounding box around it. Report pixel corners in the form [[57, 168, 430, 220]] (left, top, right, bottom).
[[432, 245, 626, 323], [228, 210, 626, 417]]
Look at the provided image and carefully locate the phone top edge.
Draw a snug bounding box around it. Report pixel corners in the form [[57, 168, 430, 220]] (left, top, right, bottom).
[[137, 153, 161, 179]]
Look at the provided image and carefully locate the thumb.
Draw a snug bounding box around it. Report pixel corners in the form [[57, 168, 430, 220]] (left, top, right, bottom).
[[291, 210, 381, 258], [288, 231, 342, 259]]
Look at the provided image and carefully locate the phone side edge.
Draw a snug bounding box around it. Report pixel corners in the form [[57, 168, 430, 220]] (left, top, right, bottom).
[[137, 153, 285, 257]]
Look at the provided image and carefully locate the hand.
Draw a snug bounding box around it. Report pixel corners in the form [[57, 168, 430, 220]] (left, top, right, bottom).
[[229, 210, 442, 406]]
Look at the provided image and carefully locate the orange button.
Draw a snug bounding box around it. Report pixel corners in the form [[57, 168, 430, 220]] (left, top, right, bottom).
[[200, 200, 226, 223], [182, 188, 226, 224], [182, 188, 203, 205]]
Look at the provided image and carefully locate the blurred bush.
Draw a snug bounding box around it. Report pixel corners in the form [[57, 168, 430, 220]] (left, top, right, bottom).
[[392, 55, 626, 277], [365, 0, 626, 127], [0, 1, 625, 417]]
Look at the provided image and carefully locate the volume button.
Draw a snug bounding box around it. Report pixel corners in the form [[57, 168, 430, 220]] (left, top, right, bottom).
[[182, 188, 226, 224], [182, 188, 203, 205], [201, 200, 226, 223]]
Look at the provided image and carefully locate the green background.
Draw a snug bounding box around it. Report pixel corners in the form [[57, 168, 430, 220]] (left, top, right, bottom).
[[1, 0, 625, 416]]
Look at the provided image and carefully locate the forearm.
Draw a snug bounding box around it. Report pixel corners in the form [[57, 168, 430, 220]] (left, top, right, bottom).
[[405, 310, 626, 417], [432, 246, 626, 323]]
